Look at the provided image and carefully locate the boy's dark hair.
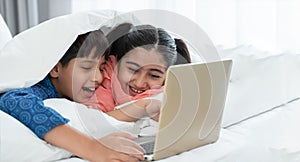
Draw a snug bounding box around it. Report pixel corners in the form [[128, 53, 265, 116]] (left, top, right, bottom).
[[59, 29, 108, 66]]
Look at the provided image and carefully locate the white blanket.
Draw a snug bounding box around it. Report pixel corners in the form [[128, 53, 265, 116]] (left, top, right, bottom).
[[56, 98, 300, 162]]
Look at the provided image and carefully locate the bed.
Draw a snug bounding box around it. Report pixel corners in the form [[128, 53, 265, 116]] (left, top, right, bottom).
[[1, 10, 300, 162]]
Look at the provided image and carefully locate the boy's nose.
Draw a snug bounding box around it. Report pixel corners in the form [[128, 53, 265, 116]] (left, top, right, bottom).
[[93, 70, 103, 85]]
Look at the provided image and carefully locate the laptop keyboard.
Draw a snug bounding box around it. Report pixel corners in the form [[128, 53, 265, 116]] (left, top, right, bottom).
[[135, 136, 156, 155], [140, 141, 155, 155]]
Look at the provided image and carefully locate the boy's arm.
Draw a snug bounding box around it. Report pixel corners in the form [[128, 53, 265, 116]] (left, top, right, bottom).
[[44, 124, 144, 161], [106, 99, 161, 122], [0, 90, 144, 161], [0, 90, 69, 139]]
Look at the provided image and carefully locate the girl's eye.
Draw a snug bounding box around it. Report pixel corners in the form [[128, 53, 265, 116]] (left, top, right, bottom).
[[150, 74, 161, 79], [128, 67, 138, 73]]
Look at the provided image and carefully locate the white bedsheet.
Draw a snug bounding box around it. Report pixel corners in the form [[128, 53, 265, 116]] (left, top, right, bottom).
[[57, 98, 300, 162]]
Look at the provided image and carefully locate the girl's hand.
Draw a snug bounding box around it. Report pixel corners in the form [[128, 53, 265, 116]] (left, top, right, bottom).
[[107, 99, 161, 122], [144, 99, 161, 121], [132, 99, 161, 121]]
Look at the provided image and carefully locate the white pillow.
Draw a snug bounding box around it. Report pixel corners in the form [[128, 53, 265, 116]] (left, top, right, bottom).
[[44, 98, 138, 138], [0, 110, 72, 162], [221, 52, 300, 127], [0, 14, 12, 50]]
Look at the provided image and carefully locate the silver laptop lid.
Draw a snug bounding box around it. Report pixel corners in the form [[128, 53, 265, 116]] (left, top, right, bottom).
[[152, 60, 232, 160]]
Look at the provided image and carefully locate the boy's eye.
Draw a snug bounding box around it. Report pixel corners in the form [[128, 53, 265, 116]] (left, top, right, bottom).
[[99, 67, 104, 72], [81, 66, 92, 70], [99, 65, 105, 72]]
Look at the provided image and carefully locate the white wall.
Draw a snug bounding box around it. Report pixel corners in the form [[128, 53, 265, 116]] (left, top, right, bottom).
[[71, 0, 300, 53]]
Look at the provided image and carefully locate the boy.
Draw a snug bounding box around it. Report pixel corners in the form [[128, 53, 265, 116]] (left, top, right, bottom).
[[0, 29, 144, 161]]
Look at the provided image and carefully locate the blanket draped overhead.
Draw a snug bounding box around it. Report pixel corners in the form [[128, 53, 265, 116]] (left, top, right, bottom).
[[0, 10, 140, 93]]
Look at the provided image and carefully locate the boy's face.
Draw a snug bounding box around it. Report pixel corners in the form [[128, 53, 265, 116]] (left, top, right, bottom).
[[117, 47, 167, 97], [51, 50, 105, 103]]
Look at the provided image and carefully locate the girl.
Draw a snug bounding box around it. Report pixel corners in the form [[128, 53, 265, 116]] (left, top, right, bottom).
[[85, 23, 191, 122]]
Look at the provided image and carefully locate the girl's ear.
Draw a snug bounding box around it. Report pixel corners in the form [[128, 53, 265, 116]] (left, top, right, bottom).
[[49, 63, 61, 78]]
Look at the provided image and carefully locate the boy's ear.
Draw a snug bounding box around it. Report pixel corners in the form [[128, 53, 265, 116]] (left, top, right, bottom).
[[49, 63, 61, 78]]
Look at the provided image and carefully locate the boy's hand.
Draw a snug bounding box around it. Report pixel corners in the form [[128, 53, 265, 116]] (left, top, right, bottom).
[[98, 132, 145, 160]]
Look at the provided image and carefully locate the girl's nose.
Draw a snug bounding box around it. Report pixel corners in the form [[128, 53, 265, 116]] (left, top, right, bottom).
[[132, 73, 148, 89]]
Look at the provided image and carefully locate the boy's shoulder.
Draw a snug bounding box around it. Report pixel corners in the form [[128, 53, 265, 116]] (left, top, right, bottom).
[[0, 77, 58, 100]]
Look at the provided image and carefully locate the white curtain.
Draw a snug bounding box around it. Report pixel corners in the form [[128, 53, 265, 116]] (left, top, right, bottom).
[[0, 0, 38, 36], [71, 0, 300, 53], [0, 0, 71, 36]]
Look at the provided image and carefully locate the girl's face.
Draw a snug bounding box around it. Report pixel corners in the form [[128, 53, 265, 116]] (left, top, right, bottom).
[[51, 48, 105, 103], [117, 47, 167, 97]]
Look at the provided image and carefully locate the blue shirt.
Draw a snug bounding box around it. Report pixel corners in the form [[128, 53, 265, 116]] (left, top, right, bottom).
[[0, 76, 69, 139]]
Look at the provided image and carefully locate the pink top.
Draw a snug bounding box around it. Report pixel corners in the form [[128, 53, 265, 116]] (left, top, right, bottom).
[[85, 55, 163, 112]]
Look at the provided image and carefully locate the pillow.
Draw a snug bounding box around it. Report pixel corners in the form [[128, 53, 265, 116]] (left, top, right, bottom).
[[220, 52, 300, 127], [0, 110, 72, 162], [0, 14, 12, 50], [44, 98, 139, 138]]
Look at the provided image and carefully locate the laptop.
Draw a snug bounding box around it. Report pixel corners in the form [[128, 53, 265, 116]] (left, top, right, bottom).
[[136, 60, 233, 161]]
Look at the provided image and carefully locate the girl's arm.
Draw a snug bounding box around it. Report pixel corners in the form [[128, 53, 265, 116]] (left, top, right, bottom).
[[44, 124, 144, 162], [106, 99, 161, 122]]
